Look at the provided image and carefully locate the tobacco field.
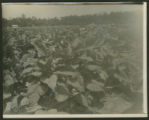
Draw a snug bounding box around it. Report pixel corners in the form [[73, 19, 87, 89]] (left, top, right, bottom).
[[3, 14, 144, 114]]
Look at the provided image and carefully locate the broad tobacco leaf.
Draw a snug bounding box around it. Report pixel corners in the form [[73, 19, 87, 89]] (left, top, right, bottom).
[[80, 94, 89, 107], [24, 82, 46, 111], [21, 53, 35, 65], [67, 80, 84, 92], [21, 66, 40, 77], [56, 83, 69, 95], [114, 72, 129, 84], [86, 65, 101, 71], [4, 74, 15, 86], [55, 71, 84, 92], [54, 71, 78, 77], [28, 92, 40, 106], [4, 70, 16, 86], [48, 109, 58, 114], [55, 94, 69, 102], [4, 95, 20, 113], [99, 93, 132, 113], [26, 82, 40, 95], [31, 71, 42, 77], [35, 109, 49, 114], [23, 58, 38, 68], [31, 39, 46, 57], [43, 74, 57, 91], [24, 83, 43, 113], [26, 104, 42, 113], [67, 73, 85, 92], [20, 97, 29, 107], [4, 102, 12, 113], [79, 54, 93, 62], [55, 83, 69, 102], [10, 95, 20, 112], [36, 84, 46, 96], [38, 59, 47, 65], [99, 71, 108, 81], [87, 80, 104, 92]]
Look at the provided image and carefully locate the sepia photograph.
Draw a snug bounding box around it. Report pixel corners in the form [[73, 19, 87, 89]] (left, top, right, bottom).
[[2, 2, 147, 118]]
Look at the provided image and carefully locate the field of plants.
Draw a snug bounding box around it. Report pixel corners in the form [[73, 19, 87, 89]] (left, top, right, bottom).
[[3, 22, 143, 114]]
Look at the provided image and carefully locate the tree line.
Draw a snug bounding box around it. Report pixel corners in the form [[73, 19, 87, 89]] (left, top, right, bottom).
[[2, 11, 141, 27]]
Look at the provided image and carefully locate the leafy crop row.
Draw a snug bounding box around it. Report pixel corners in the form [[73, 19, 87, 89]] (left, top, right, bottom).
[[3, 23, 143, 114]]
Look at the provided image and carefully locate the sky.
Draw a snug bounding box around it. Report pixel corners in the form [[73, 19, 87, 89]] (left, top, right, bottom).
[[2, 3, 143, 19]]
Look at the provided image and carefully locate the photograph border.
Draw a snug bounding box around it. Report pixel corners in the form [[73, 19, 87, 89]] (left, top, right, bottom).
[[0, 0, 148, 119]]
